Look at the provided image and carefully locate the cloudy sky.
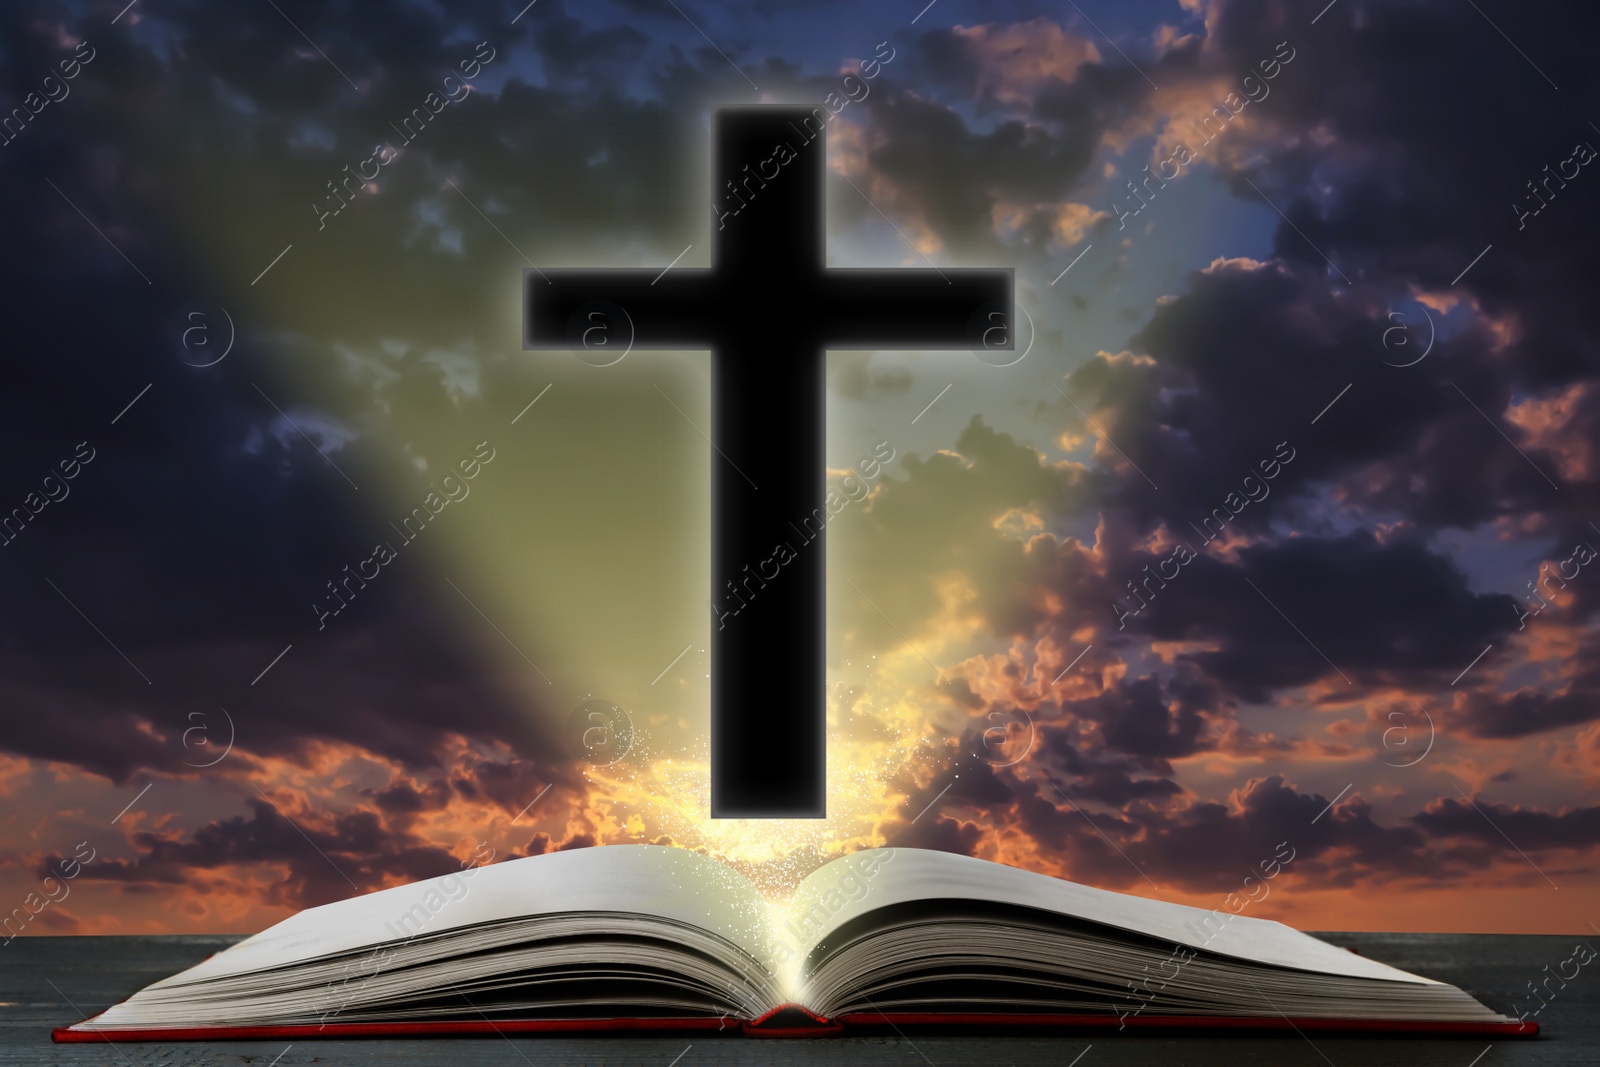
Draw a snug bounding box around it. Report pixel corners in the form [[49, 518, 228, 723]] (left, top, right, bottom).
[[2, 0, 1597, 938]]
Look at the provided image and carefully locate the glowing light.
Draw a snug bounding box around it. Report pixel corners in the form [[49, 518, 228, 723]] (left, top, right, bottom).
[[582, 681, 937, 902]]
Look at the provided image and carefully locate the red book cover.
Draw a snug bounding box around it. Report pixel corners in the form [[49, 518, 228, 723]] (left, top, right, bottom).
[[53, 1005, 1539, 1042]]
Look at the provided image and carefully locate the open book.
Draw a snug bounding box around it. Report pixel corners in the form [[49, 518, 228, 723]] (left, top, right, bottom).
[[55, 846, 1533, 1040]]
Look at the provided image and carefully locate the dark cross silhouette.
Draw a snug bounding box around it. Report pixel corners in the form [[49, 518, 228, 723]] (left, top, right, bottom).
[[525, 107, 1011, 818]]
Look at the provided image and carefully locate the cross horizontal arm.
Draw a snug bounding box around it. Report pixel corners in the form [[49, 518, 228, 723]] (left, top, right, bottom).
[[818, 268, 1013, 349], [524, 268, 718, 349]]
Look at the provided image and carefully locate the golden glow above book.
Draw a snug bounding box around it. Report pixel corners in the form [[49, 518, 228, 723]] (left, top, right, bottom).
[[56, 847, 1532, 1039]]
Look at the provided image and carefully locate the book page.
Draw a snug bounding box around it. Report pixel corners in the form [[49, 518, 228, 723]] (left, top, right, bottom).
[[794, 849, 1436, 986], [770, 847, 901, 995], [150, 845, 778, 991]]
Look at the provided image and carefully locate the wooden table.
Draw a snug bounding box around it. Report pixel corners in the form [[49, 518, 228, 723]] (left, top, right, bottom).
[[3, 932, 1593, 1065]]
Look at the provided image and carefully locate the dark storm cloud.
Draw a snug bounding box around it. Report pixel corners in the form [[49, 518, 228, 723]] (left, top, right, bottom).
[[1113, 531, 1520, 701], [1059, 256, 1571, 538], [1413, 796, 1600, 853], [854, 416, 1519, 706], [30, 750, 575, 911], [1083, 671, 1215, 759], [857, 0, 1600, 568], [1026, 1, 1600, 726], [1032, 717, 1187, 805], [881, 809, 986, 857], [1458, 644, 1600, 739], [42, 797, 475, 908], [0, 0, 724, 785], [1120, 776, 1436, 892], [887, 770, 1541, 896], [0, 562, 570, 782], [843, 86, 1102, 257], [367, 778, 454, 817], [515, 829, 599, 857], [1209, 0, 1600, 388]]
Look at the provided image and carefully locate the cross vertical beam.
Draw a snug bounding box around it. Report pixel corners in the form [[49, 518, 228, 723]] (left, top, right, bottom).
[[710, 112, 827, 817]]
